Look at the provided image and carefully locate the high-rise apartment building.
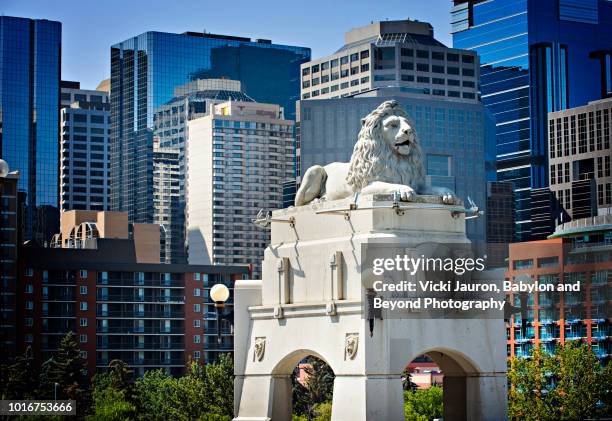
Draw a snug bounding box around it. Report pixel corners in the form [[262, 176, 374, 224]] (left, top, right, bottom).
[[17, 211, 248, 376], [505, 214, 611, 359], [452, 0, 612, 241], [110, 31, 309, 226], [486, 181, 515, 268], [152, 79, 255, 263], [0, 16, 61, 244], [186, 101, 294, 279], [300, 19, 479, 102], [153, 148, 183, 263], [60, 81, 111, 212], [548, 98, 612, 220], [0, 161, 24, 362]]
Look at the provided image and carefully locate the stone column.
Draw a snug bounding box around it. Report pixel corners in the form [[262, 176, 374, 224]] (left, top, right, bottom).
[[234, 374, 292, 421], [331, 375, 403, 421]]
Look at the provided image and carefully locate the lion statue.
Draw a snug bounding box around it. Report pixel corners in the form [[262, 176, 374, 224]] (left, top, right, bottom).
[[295, 100, 457, 206]]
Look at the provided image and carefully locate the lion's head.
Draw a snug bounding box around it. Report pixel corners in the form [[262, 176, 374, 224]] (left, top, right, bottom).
[[346, 100, 425, 191]]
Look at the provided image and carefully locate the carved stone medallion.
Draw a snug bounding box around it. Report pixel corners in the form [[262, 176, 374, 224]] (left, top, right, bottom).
[[254, 337, 266, 361], [345, 333, 359, 360]]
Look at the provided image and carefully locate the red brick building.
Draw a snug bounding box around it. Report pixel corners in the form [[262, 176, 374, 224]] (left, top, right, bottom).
[[505, 214, 611, 360]]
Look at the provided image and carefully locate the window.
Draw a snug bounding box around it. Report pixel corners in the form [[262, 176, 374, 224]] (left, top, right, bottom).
[[302, 67, 310, 76], [351, 79, 359, 86], [194, 319, 201, 328], [194, 272, 201, 281], [462, 55, 475, 64], [25, 317, 33, 327], [448, 79, 460, 86], [360, 50, 369, 59], [401, 48, 413, 57], [302, 80, 310, 88], [427, 155, 451, 176], [25, 284, 33, 293], [374, 75, 395, 81], [537, 256, 559, 268], [26, 268, 34, 277], [80, 334, 88, 343], [462, 80, 475, 88], [401, 74, 414, 81], [416, 63, 429, 72], [433, 89, 445, 96], [447, 67, 460, 75], [321, 61, 329, 70], [350, 67, 359, 75], [331, 72, 339, 81], [432, 78, 445, 85], [80, 270, 88, 278], [340, 82, 349, 89], [194, 303, 201, 313], [361, 77, 369, 84], [340, 69, 349, 78], [463, 92, 475, 99], [80, 302, 88, 311], [80, 286, 88, 295], [311, 78, 319, 86], [417, 76, 430, 83], [416, 50, 429, 59], [80, 318, 88, 327], [340, 56, 348, 65], [350, 53, 359, 61], [25, 334, 33, 343], [361, 63, 369, 72], [194, 288, 201, 297], [26, 301, 33, 310], [513, 259, 534, 270], [311, 64, 319, 73], [432, 65, 444, 73], [194, 335, 201, 344], [462, 68, 475, 77], [401, 61, 414, 70], [448, 91, 460, 97], [80, 351, 87, 359], [331, 59, 339, 67], [447, 53, 459, 62]]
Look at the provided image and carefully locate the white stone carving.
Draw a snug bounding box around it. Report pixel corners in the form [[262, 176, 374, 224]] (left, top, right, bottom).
[[254, 337, 266, 361], [345, 333, 359, 360], [294, 100, 457, 206]]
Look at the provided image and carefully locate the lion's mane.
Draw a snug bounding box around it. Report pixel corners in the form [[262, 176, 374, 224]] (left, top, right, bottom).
[[346, 100, 425, 191]]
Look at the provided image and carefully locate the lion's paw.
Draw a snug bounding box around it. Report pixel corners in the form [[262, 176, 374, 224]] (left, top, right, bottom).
[[397, 187, 416, 202], [441, 192, 457, 205]]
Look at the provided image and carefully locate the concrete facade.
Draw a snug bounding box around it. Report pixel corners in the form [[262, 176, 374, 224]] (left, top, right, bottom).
[[548, 98, 612, 221], [60, 82, 110, 212], [233, 194, 507, 421], [186, 101, 294, 279], [300, 19, 479, 103]]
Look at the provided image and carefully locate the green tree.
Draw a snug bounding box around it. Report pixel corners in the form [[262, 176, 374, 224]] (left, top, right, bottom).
[[550, 341, 607, 420], [292, 357, 335, 420], [1, 346, 39, 400], [403, 386, 443, 421], [87, 385, 136, 421], [202, 354, 234, 417], [508, 346, 557, 421]]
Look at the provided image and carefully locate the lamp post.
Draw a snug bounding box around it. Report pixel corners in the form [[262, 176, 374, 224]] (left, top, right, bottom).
[[54, 382, 59, 400], [210, 284, 230, 345]]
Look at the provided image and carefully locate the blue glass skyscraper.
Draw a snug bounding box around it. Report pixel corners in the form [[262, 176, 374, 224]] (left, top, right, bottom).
[[452, 0, 612, 241], [110, 31, 310, 224], [0, 16, 61, 243]]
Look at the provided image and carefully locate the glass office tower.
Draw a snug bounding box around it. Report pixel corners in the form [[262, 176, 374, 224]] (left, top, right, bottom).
[[452, 0, 612, 241], [110, 32, 310, 225], [0, 16, 61, 243]]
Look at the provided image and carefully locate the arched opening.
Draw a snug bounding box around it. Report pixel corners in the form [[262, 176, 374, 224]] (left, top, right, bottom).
[[271, 350, 335, 421], [403, 349, 480, 421]]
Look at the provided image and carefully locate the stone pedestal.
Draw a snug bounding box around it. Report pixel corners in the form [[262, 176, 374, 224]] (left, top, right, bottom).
[[234, 195, 507, 421]]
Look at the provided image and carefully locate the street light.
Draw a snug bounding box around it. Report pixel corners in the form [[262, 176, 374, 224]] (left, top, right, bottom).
[[54, 382, 59, 400], [210, 284, 231, 345]]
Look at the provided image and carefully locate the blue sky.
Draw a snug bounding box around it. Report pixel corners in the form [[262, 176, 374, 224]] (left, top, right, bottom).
[[1, 0, 454, 89]]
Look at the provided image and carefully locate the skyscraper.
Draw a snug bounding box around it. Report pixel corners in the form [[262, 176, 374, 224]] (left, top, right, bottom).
[[451, 0, 612, 241], [152, 79, 255, 263], [110, 31, 310, 226], [186, 100, 294, 279], [60, 81, 111, 212], [0, 16, 61, 243]]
